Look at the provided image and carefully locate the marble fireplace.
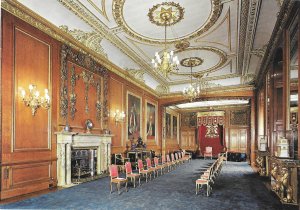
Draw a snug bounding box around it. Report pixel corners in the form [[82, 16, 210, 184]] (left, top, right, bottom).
[[55, 132, 112, 187]]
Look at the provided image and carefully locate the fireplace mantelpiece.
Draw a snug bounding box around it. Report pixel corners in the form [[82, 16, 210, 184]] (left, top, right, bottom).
[[55, 132, 112, 187]]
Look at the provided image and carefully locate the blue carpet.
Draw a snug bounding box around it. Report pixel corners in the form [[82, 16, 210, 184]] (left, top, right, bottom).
[[0, 160, 293, 210]]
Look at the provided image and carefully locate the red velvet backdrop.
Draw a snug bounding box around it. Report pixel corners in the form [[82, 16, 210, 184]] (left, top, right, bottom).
[[198, 125, 225, 156]]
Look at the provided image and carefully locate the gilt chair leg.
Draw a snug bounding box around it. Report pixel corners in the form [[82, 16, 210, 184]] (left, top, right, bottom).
[[117, 183, 120, 195], [110, 183, 113, 194], [125, 181, 128, 192], [138, 176, 141, 186]]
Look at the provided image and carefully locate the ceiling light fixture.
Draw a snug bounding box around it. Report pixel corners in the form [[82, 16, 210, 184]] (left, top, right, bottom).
[[149, 3, 184, 77], [182, 57, 203, 102]]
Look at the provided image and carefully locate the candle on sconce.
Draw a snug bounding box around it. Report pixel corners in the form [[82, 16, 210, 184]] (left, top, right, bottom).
[[29, 84, 33, 91]]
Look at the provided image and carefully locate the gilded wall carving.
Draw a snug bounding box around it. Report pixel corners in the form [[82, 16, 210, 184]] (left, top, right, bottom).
[[181, 112, 197, 127], [230, 109, 249, 126], [70, 65, 79, 120], [60, 44, 108, 126]]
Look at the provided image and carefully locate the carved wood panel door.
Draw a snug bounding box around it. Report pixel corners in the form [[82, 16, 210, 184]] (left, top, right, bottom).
[[228, 128, 247, 153], [180, 128, 196, 150]]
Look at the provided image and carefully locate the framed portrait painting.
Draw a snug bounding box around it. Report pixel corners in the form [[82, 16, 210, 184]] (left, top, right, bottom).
[[145, 100, 157, 142], [173, 115, 177, 138], [166, 112, 171, 138], [127, 92, 142, 140]]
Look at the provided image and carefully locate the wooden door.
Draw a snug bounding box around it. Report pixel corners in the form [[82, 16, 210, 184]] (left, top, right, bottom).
[[228, 129, 247, 153], [180, 127, 196, 150]]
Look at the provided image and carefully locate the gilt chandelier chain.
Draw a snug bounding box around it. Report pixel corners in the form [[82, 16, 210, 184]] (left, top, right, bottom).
[[181, 57, 203, 102], [149, 2, 184, 77]]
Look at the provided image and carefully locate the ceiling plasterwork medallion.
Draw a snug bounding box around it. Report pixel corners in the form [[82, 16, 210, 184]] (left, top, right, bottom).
[[112, 0, 223, 44], [180, 57, 203, 67], [148, 2, 184, 26], [173, 47, 227, 76]]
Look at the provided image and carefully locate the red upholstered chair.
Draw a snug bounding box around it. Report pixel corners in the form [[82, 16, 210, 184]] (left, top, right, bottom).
[[125, 162, 140, 188], [166, 154, 172, 171], [154, 157, 164, 176], [137, 159, 152, 182], [171, 153, 177, 168], [195, 162, 214, 196], [145, 158, 157, 177], [161, 155, 169, 173], [204, 146, 213, 159], [109, 164, 128, 194]]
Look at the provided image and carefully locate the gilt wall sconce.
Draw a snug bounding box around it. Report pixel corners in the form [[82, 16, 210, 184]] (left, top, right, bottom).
[[19, 84, 50, 116], [112, 109, 125, 125]]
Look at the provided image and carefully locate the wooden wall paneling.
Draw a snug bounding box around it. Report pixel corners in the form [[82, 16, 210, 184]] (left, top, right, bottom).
[[1, 11, 59, 199], [109, 77, 124, 149], [240, 129, 247, 153], [229, 129, 239, 151], [250, 97, 256, 165], [14, 27, 50, 151]]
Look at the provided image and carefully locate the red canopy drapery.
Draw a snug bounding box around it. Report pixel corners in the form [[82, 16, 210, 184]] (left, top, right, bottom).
[[197, 112, 226, 156]]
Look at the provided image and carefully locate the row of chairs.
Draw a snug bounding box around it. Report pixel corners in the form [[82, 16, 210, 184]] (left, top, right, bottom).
[[109, 151, 191, 194], [195, 155, 224, 196]]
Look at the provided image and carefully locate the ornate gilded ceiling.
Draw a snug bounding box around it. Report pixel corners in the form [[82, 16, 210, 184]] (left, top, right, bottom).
[[11, 0, 280, 95]]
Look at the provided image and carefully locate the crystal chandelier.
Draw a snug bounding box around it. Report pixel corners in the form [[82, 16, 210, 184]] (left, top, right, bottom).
[[151, 10, 179, 77], [182, 58, 203, 102]]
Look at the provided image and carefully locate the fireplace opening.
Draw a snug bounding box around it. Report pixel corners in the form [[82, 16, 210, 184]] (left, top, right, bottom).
[[71, 148, 97, 183]]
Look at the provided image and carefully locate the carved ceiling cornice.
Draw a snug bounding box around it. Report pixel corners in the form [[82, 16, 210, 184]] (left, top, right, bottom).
[[175, 104, 251, 113], [155, 84, 170, 95], [1, 0, 160, 98], [241, 0, 261, 76], [256, 0, 296, 88], [250, 44, 267, 58], [160, 84, 255, 99], [127, 69, 145, 83], [241, 73, 256, 85], [59, 25, 107, 57], [237, 0, 249, 74], [167, 73, 239, 86]]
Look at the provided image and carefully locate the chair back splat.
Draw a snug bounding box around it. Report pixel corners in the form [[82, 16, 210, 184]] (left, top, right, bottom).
[[110, 165, 119, 178], [125, 162, 132, 174]]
